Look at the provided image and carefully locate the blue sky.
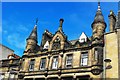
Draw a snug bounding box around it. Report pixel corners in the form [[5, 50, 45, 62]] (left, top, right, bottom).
[[2, 2, 118, 57]]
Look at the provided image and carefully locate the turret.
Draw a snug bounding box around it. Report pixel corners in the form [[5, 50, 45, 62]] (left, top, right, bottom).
[[25, 24, 38, 52], [92, 2, 106, 41], [108, 10, 116, 32], [90, 2, 106, 75]]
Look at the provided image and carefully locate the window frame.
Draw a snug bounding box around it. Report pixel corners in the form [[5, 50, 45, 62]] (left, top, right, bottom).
[[65, 54, 73, 68], [29, 59, 35, 71], [52, 56, 59, 69], [94, 48, 98, 61], [40, 58, 46, 70], [80, 52, 88, 66], [81, 38, 86, 43]]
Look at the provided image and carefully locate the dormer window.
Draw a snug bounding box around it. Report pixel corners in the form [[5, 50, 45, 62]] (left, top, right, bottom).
[[79, 32, 87, 43], [81, 38, 85, 43], [43, 41, 49, 49]]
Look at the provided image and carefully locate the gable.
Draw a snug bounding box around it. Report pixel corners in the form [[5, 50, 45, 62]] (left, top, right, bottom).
[[79, 32, 87, 43]]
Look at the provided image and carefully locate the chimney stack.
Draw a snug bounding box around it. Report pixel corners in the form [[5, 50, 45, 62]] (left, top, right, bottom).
[[108, 10, 116, 32]]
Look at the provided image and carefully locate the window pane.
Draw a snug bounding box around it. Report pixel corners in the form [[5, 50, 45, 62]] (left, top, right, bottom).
[[29, 59, 35, 71], [82, 58, 88, 65], [81, 52, 88, 66], [52, 57, 58, 69], [94, 49, 98, 60], [10, 74, 15, 78], [0, 74, 4, 80], [66, 54, 72, 68], [40, 58, 46, 70]]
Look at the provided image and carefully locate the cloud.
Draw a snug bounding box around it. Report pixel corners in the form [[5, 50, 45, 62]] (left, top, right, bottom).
[[3, 30, 8, 34], [17, 24, 29, 32], [7, 34, 26, 49], [69, 13, 80, 22], [0, 26, 2, 33]]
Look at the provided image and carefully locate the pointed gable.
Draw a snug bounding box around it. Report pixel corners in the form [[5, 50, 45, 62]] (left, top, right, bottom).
[[43, 41, 49, 49], [49, 18, 68, 51], [79, 32, 87, 43], [41, 29, 53, 47]]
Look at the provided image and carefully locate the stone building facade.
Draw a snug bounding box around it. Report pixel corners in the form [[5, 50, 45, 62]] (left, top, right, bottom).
[[1, 2, 120, 80]]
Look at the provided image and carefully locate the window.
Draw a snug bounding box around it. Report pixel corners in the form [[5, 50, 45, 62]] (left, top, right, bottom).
[[21, 59, 25, 70], [81, 52, 88, 66], [40, 58, 46, 70], [0, 74, 4, 80], [52, 57, 58, 69], [81, 38, 85, 43], [29, 59, 35, 71], [43, 41, 49, 49], [66, 54, 73, 68], [94, 48, 98, 61], [10, 74, 15, 79]]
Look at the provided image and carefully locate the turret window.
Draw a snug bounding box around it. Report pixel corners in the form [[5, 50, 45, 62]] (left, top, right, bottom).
[[40, 58, 46, 70], [52, 56, 58, 69], [29, 59, 35, 71], [66, 54, 73, 68], [81, 52, 88, 66], [94, 48, 98, 60]]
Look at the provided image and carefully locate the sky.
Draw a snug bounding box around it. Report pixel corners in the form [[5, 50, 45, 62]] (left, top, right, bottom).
[[2, 2, 118, 57]]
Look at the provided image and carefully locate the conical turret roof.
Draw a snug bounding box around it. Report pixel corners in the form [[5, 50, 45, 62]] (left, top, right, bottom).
[[92, 2, 106, 27], [27, 25, 38, 43]]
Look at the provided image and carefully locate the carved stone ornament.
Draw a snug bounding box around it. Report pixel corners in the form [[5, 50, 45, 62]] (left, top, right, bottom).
[[91, 68, 103, 75]]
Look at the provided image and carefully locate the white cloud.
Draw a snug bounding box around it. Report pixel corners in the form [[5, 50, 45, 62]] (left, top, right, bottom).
[[0, 26, 2, 33], [7, 34, 26, 49], [3, 30, 8, 34], [17, 24, 29, 32]]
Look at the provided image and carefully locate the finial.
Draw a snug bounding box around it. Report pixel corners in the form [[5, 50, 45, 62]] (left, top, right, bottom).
[[110, 10, 114, 15], [59, 18, 64, 27], [58, 18, 64, 32], [35, 18, 38, 25], [97, 0, 101, 11]]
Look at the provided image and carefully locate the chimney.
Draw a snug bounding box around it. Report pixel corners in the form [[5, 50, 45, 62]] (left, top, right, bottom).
[[58, 18, 64, 32], [108, 10, 116, 32]]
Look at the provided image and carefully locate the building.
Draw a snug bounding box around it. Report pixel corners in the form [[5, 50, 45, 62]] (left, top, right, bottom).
[[0, 44, 14, 60], [0, 44, 20, 80], [1, 2, 120, 80]]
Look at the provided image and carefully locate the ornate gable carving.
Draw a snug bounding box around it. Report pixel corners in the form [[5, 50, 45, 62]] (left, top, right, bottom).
[[49, 32, 65, 51]]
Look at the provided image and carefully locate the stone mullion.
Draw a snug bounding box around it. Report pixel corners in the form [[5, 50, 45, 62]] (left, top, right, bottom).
[[59, 53, 63, 69], [24, 58, 29, 71], [46, 54, 51, 70]]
